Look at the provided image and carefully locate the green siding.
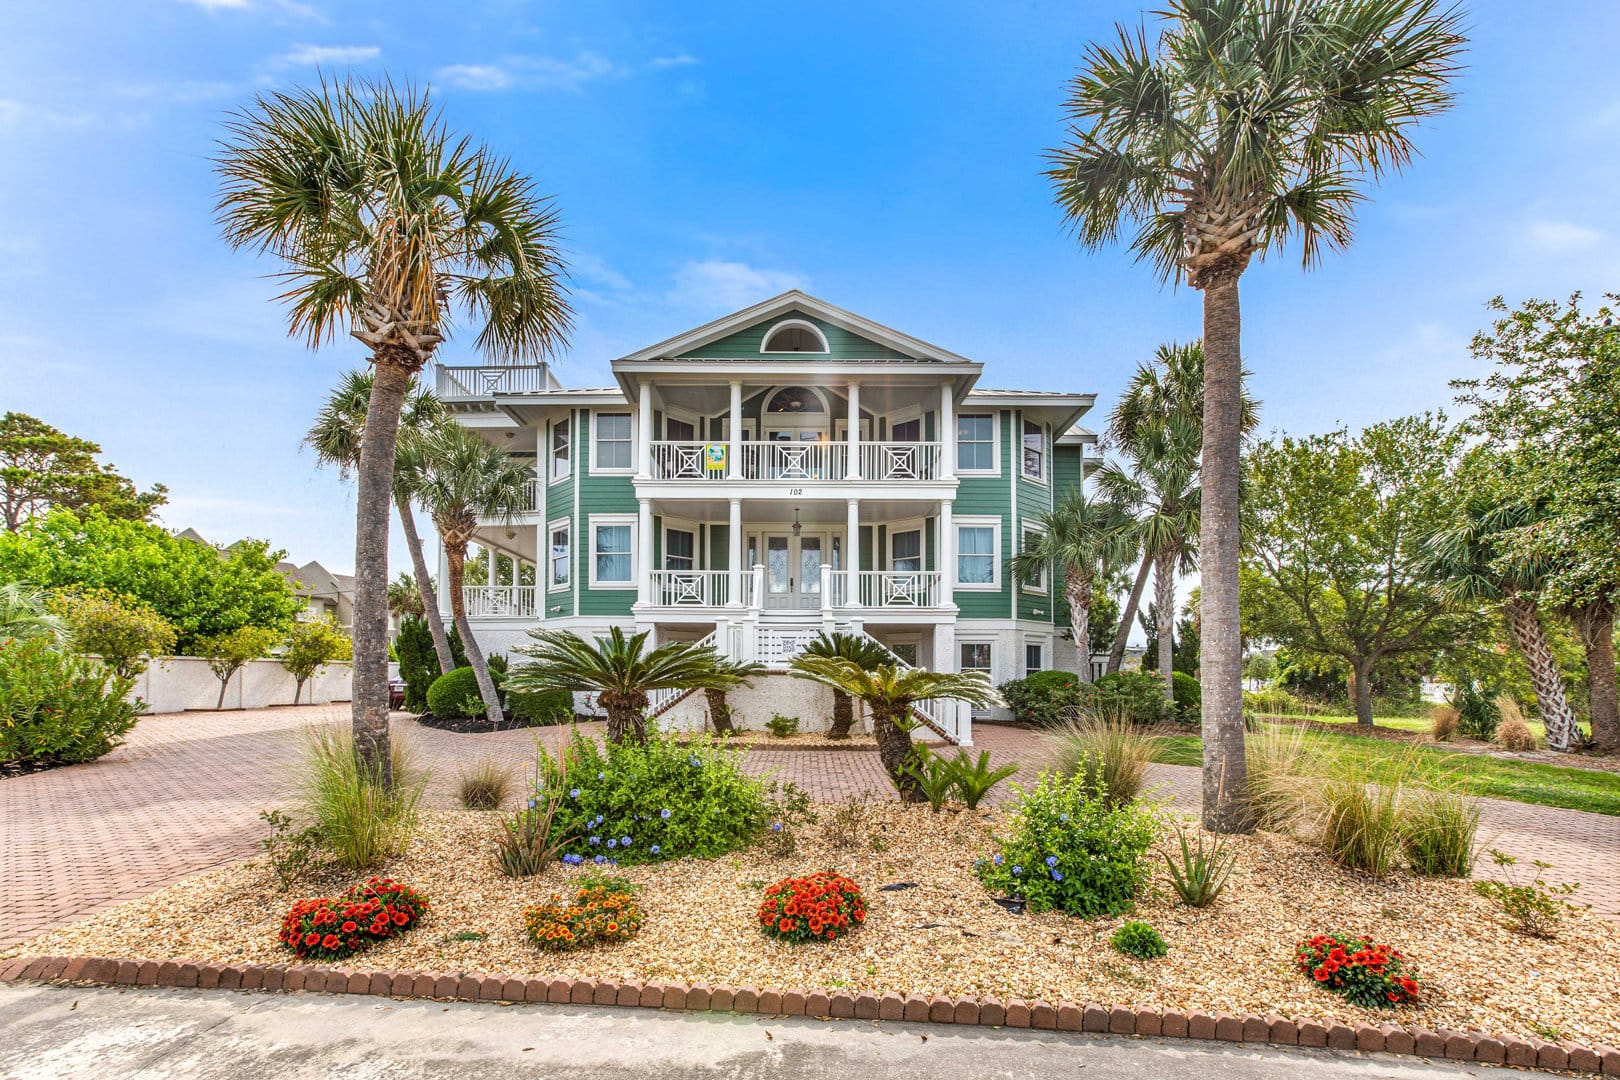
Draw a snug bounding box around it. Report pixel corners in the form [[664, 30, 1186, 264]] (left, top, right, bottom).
[[952, 409, 1015, 619], [674, 310, 911, 359], [1016, 415, 1057, 622], [576, 411, 636, 617], [1048, 444, 1087, 632], [710, 525, 728, 572]]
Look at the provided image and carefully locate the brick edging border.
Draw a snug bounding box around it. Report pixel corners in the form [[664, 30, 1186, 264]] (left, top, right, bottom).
[[3, 955, 1617, 1075]]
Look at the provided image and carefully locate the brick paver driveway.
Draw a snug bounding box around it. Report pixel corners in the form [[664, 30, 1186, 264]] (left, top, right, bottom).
[[3, 707, 1617, 948]]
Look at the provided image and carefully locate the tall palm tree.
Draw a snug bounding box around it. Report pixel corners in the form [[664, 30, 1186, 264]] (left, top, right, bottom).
[[1009, 487, 1134, 682], [0, 583, 67, 644], [387, 573, 425, 620], [791, 658, 994, 801], [507, 627, 734, 744], [306, 370, 454, 673], [216, 78, 571, 785], [794, 631, 893, 737], [400, 422, 531, 723], [1047, 3, 1463, 830]]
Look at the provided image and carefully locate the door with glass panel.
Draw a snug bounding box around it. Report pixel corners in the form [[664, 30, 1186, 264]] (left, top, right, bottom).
[[763, 532, 825, 610]]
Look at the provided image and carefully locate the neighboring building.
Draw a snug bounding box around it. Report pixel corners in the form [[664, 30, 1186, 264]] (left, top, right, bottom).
[[276, 560, 356, 630], [438, 291, 1098, 742]]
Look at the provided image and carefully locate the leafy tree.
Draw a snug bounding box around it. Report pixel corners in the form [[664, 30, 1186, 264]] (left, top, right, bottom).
[[1241, 415, 1478, 727], [790, 658, 994, 802], [0, 412, 167, 530], [281, 618, 354, 704], [794, 632, 892, 738], [198, 626, 280, 710], [0, 510, 298, 652], [507, 627, 733, 745], [0, 582, 67, 644], [216, 78, 572, 784], [1087, 588, 1122, 659], [1048, 0, 1465, 831], [48, 587, 177, 678], [1453, 294, 1620, 751]]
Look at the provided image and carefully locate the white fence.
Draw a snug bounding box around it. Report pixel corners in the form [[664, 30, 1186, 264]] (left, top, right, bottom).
[[125, 657, 381, 714]]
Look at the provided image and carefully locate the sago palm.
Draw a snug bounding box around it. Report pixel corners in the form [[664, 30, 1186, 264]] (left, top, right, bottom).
[[790, 657, 994, 801], [1047, 1, 1463, 830], [703, 656, 766, 735], [216, 77, 571, 783], [399, 421, 532, 722], [306, 369, 455, 673], [793, 631, 893, 737], [507, 627, 734, 744], [1008, 488, 1134, 683]]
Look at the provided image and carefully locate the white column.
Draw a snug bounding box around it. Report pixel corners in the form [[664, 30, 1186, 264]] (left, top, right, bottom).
[[728, 379, 743, 479], [437, 542, 452, 617], [846, 498, 861, 609], [637, 378, 653, 478], [940, 381, 956, 478], [846, 380, 861, 480], [727, 498, 743, 608], [637, 498, 653, 606], [939, 500, 954, 607], [488, 546, 499, 587]]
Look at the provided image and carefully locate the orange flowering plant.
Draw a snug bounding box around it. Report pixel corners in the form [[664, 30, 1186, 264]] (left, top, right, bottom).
[[278, 877, 430, 962], [524, 875, 644, 952], [758, 871, 866, 944], [1295, 933, 1420, 1008]]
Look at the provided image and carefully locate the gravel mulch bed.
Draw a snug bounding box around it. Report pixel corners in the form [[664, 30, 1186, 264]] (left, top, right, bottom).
[[10, 803, 1618, 1048], [675, 732, 946, 751]]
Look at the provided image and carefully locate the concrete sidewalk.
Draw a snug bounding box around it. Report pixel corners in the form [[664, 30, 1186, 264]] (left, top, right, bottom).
[[0, 983, 1490, 1080]]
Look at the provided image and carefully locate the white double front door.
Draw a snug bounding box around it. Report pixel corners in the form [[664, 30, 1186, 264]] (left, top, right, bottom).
[[763, 532, 825, 610]]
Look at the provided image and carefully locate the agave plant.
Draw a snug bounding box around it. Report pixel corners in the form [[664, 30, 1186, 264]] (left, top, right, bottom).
[[792, 632, 892, 738]]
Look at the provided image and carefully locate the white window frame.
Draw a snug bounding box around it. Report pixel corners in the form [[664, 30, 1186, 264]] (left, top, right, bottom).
[[1024, 634, 1049, 677], [1021, 417, 1048, 484], [885, 404, 924, 443], [663, 406, 701, 442], [959, 640, 995, 716], [549, 416, 571, 482], [589, 411, 635, 475], [588, 513, 638, 588], [953, 515, 1001, 591], [1021, 519, 1048, 594], [887, 517, 926, 573], [663, 521, 697, 572], [955, 412, 999, 475], [547, 517, 571, 592], [759, 317, 830, 354]]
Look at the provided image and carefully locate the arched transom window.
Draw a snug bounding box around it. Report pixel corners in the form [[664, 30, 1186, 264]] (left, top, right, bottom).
[[760, 319, 829, 353], [765, 386, 826, 415]]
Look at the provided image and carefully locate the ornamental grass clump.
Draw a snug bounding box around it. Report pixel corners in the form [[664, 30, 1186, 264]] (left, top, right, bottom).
[[278, 877, 429, 962], [1317, 772, 1403, 877], [1045, 712, 1159, 808], [297, 726, 426, 870], [457, 757, 515, 810], [524, 876, 644, 952], [976, 771, 1161, 918], [758, 871, 866, 944], [1295, 933, 1420, 1008], [1243, 723, 1314, 832], [1399, 787, 1481, 877]]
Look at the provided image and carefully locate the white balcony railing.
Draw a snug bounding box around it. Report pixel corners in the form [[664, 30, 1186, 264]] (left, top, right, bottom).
[[645, 441, 943, 482], [647, 570, 730, 607], [744, 440, 845, 480], [650, 441, 723, 480], [853, 570, 944, 608], [436, 365, 552, 397], [462, 585, 538, 618], [860, 441, 942, 481]]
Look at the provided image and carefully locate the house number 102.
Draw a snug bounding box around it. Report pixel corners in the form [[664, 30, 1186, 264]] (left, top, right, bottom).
[[787, 487, 803, 495]]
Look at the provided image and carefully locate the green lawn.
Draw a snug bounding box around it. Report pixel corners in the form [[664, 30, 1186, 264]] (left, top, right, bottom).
[[1152, 725, 1620, 817], [1256, 710, 1552, 742]]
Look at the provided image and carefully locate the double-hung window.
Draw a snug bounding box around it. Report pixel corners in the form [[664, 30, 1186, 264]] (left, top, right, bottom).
[[955, 521, 998, 588], [891, 528, 923, 573], [548, 521, 570, 590], [551, 418, 570, 481], [956, 414, 995, 472], [1025, 640, 1045, 676], [1022, 525, 1047, 592], [1022, 419, 1045, 481], [594, 413, 633, 471], [593, 520, 633, 585]]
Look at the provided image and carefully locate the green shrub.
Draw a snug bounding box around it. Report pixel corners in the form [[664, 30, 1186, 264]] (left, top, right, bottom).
[[765, 713, 800, 737], [976, 771, 1161, 917], [48, 587, 177, 679], [998, 670, 1083, 727], [0, 637, 141, 767], [537, 731, 768, 866], [1452, 681, 1500, 740], [1400, 788, 1480, 877], [297, 727, 426, 870], [1081, 671, 1174, 726], [1111, 921, 1168, 959], [1045, 714, 1160, 808], [901, 747, 956, 812], [1170, 671, 1200, 722], [1165, 825, 1235, 907], [427, 666, 483, 718], [509, 688, 573, 726], [395, 617, 467, 711], [1243, 686, 1305, 717]]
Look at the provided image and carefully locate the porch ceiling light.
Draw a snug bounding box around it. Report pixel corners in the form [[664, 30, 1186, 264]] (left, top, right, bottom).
[[791, 507, 802, 538]]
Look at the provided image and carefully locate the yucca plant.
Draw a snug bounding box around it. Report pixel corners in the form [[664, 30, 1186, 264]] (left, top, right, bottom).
[[507, 627, 733, 744], [793, 632, 892, 738], [948, 750, 1019, 809], [1164, 824, 1235, 908]]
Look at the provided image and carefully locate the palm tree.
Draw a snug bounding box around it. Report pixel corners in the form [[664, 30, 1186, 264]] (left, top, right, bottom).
[[400, 421, 531, 723], [216, 78, 571, 785], [1047, 4, 1463, 830], [0, 583, 67, 644], [790, 658, 994, 801], [1008, 488, 1134, 682], [306, 370, 454, 673], [387, 573, 425, 620], [793, 632, 893, 737], [507, 627, 735, 744], [703, 657, 765, 735]]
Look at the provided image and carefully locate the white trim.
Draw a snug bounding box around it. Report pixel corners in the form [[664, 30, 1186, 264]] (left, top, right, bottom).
[[1020, 416, 1049, 485], [588, 410, 635, 475], [588, 513, 638, 589], [953, 515, 1001, 591], [546, 517, 571, 593], [759, 318, 830, 354], [1020, 518, 1048, 595], [661, 519, 698, 571], [549, 415, 572, 483], [1024, 633, 1050, 676], [954, 410, 999, 476], [886, 517, 926, 572]]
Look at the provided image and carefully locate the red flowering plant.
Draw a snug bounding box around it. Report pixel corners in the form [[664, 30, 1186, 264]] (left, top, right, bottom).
[[524, 875, 643, 952], [278, 877, 430, 962], [758, 871, 866, 944], [1295, 933, 1420, 1008]]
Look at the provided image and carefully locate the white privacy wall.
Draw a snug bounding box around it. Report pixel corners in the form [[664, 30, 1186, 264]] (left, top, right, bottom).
[[126, 658, 380, 714], [657, 674, 866, 735]]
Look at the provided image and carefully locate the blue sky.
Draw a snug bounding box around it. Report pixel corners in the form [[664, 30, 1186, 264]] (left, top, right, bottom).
[[2, 0, 1617, 575]]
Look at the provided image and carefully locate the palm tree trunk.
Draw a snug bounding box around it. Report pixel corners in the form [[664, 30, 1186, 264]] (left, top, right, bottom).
[[1066, 571, 1093, 682], [602, 691, 649, 745], [1198, 274, 1251, 833], [828, 690, 855, 739], [396, 491, 454, 675], [1108, 555, 1153, 674], [1574, 601, 1618, 752], [872, 702, 922, 802], [352, 363, 409, 788], [1154, 547, 1175, 699], [1505, 597, 1578, 752], [704, 687, 734, 734], [445, 542, 505, 723]]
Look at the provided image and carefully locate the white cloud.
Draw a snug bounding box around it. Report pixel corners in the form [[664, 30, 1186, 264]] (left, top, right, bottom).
[[667, 260, 808, 312], [433, 53, 618, 93], [280, 43, 380, 66], [179, 0, 254, 9], [435, 64, 512, 91], [0, 99, 98, 130], [0, 99, 22, 127], [649, 54, 700, 70], [1524, 219, 1605, 254], [569, 252, 632, 292], [178, 0, 323, 16]]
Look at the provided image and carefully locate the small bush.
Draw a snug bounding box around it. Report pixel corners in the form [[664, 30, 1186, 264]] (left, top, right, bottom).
[[1244, 724, 1313, 832], [1400, 788, 1480, 877], [458, 758, 515, 810], [509, 688, 574, 726], [1317, 772, 1403, 877], [278, 877, 430, 961], [822, 798, 874, 849], [765, 713, 800, 737], [1496, 715, 1537, 752], [902, 747, 956, 812], [0, 638, 141, 767], [427, 666, 483, 718], [524, 875, 644, 951], [1111, 921, 1168, 959], [48, 587, 177, 679], [1045, 713, 1159, 808], [1452, 681, 1500, 740], [948, 749, 1019, 809], [1081, 671, 1174, 727], [1429, 704, 1460, 742], [259, 808, 324, 891], [298, 727, 426, 870], [1295, 933, 1420, 1008], [1473, 850, 1585, 937], [1170, 672, 1200, 722], [1164, 825, 1234, 908], [758, 871, 866, 944], [998, 670, 1082, 727], [1243, 686, 1305, 717], [976, 772, 1162, 918]]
